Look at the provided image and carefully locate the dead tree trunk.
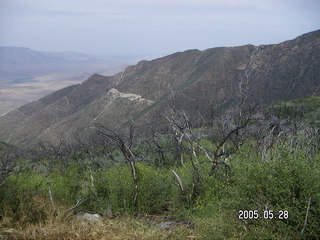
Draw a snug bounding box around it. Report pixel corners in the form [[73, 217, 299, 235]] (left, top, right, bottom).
[[95, 123, 139, 209]]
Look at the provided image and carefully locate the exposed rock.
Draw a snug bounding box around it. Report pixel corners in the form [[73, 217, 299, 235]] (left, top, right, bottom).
[[107, 88, 154, 104], [158, 221, 179, 229], [76, 213, 102, 222], [0, 228, 23, 239]]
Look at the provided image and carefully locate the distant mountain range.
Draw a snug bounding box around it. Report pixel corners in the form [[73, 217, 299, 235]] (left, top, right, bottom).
[[0, 47, 131, 80], [0, 47, 143, 115], [0, 30, 319, 147]]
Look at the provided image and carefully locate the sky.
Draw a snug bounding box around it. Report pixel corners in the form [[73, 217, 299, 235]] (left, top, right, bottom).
[[0, 0, 320, 57]]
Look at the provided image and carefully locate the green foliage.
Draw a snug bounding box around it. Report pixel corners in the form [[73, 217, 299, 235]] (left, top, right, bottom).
[[91, 164, 134, 213], [171, 164, 194, 207], [191, 141, 320, 239], [268, 95, 320, 127], [0, 173, 48, 224], [90, 163, 173, 214], [136, 163, 171, 213], [170, 162, 206, 209], [236, 144, 320, 238], [1, 126, 320, 239], [47, 164, 86, 205]]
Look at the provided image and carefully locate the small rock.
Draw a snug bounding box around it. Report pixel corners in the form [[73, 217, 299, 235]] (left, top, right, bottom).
[[187, 236, 197, 239], [76, 213, 101, 222], [0, 228, 23, 238], [158, 221, 179, 230], [104, 206, 113, 219]]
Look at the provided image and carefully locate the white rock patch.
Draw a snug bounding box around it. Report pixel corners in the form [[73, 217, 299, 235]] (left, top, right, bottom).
[[107, 88, 153, 104]]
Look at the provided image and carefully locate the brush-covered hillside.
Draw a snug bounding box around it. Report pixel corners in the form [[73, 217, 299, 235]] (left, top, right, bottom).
[[0, 30, 319, 147]]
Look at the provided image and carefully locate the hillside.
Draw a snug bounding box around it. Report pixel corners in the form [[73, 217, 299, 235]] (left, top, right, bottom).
[[267, 94, 320, 127], [0, 30, 319, 146], [0, 47, 134, 115], [1, 94, 320, 239]]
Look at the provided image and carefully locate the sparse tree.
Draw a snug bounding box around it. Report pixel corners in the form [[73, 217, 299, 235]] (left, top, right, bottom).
[[162, 99, 257, 176], [95, 123, 139, 208]]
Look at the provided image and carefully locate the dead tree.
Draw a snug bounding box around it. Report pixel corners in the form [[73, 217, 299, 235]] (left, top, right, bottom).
[[163, 100, 256, 177], [162, 102, 206, 200], [209, 111, 253, 175], [95, 123, 139, 208], [145, 125, 167, 166], [162, 101, 208, 172], [37, 139, 72, 174]]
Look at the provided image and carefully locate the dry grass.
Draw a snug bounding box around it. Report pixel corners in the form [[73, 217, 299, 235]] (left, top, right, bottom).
[[1, 217, 194, 240], [0, 205, 194, 240]]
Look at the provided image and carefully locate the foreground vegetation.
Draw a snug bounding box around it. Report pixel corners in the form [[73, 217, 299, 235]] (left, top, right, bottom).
[[1, 97, 320, 239]]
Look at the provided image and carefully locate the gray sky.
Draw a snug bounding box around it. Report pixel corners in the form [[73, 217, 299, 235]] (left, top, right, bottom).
[[1, 0, 319, 56]]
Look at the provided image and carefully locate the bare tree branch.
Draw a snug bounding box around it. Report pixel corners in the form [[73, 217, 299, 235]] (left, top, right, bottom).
[[94, 123, 139, 208], [301, 197, 312, 235]]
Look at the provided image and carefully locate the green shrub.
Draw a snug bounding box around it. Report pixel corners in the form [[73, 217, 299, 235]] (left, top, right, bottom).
[[89, 163, 172, 214], [192, 141, 320, 239], [136, 163, 171, 213], [93, 164, 134, 213], [47, 164, 86, 205], [1, 130, 319, 239], [0, 173, 48, 224]]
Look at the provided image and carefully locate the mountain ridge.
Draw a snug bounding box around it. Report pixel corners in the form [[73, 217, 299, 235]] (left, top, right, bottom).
[[0, 30, 319, 146]]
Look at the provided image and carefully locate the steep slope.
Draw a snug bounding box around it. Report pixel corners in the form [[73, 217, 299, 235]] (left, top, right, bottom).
[[0, 30, 319, 146]]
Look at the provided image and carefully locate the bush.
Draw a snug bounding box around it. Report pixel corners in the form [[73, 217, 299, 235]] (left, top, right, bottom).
[[1, 131, 319, 239], [136, 163, 171, 213], [89, 163, 172, 214], [191, 141, 320, 239], [92, 164, 134, 213], [0, 173, 48, 224]]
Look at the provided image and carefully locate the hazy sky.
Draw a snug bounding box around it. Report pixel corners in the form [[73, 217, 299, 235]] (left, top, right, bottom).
[[1, 0, 319, 56]]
